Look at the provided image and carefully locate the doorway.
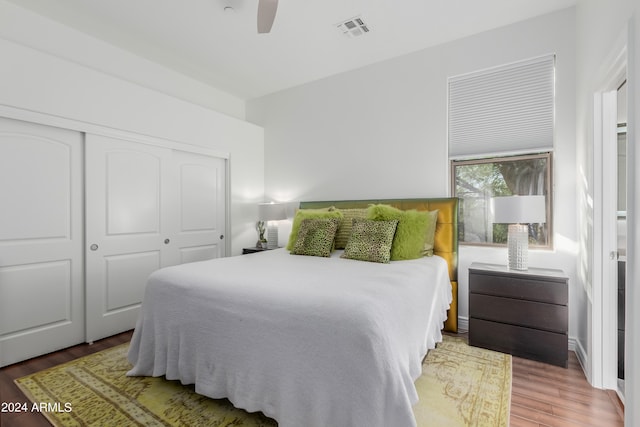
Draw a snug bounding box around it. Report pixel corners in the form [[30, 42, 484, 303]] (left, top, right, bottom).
[[591, 45, 626, 397]]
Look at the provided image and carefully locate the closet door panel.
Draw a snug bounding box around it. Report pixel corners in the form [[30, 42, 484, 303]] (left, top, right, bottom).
[[179, 245, 219, 264], [85, 134, 171, 342], [0, 261, 71, 334], [106, 151, 161, 235], [0, 134, 70, 240], [104, 251, 160, 311], [180, 163, 219, 230], [0, 117, 83, 367]]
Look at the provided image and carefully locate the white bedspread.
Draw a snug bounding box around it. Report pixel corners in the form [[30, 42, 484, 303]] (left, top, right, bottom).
[[127, 248, 452, 427]]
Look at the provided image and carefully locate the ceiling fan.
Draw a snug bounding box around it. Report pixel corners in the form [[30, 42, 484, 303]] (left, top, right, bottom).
[[257, 0, 278, 33]]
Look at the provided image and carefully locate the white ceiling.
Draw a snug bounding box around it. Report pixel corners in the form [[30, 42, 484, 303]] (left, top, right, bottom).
[[8, 0, 577, 100]]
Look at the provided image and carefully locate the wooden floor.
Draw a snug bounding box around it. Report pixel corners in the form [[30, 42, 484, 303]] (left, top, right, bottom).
[[1, 331, 625, 426]]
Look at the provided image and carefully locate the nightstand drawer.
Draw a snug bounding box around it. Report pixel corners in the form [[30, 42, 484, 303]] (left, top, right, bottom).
[[470, 318, 568, 367], [469, 270, 567, 305], [469, 293, 568, 333]]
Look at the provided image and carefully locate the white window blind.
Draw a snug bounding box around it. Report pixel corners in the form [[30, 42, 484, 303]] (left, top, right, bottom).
[[448, 54, 555, 158]]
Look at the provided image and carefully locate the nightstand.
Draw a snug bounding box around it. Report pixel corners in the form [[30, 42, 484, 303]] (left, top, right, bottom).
[[468, 262, 568, 367], [242, 247, 280, 254], [242, 247, 269, 254]]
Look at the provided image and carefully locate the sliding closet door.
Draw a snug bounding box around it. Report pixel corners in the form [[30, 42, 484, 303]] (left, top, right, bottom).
[[85, 135, 227, 342], [166, 150, 226, 265], [0, 117, 84, 367], [85, 135, 172, 342]]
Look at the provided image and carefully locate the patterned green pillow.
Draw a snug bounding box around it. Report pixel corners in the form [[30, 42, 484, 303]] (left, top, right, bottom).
[[286, 208, 343, 251], [291, 218, 340, 257], [334, 208, 369, 249], [341, 218, 398, 263]]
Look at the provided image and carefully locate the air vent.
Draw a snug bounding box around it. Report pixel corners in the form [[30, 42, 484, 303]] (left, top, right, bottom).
[[336, 16, 370, 38]]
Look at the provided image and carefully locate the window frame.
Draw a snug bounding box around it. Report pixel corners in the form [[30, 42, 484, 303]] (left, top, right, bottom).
[[450, 152, 553, 249]]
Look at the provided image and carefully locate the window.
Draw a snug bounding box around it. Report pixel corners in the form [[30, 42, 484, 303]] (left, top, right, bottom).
[[448, 55, 555, 248], [451, 152, 552, 247]]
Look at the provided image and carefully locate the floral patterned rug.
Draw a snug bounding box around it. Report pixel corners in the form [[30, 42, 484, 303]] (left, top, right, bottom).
[[16, 336, 510, 427], [415, 336, 512, 426]]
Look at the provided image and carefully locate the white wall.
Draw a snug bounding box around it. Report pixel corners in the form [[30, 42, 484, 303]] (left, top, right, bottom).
[[0, 0, 265, 255], [247, 8, 577, 335], [0, 1, 245, 120]]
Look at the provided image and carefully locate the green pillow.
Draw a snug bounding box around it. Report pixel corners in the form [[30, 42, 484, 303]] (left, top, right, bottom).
[[286, 208, 343, 250], [367, 204, 435, 260], [291, 218, 340, 257], [334, 208, 369, 249], [341, 218, 398, 263], [422, 209, 439, 256]]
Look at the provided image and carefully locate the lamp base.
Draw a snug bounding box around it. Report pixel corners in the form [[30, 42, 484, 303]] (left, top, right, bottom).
[[267, 225, 279, 249], [507, 224, 528, 270]]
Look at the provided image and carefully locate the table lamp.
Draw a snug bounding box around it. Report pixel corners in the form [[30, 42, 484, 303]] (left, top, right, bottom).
[[258, 202, 287, 249], [491, 195, 546, 270]]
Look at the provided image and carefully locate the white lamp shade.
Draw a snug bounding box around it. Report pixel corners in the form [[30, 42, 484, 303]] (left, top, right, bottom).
[[491, 195, 546, 224], [258, 202, 287, 221]]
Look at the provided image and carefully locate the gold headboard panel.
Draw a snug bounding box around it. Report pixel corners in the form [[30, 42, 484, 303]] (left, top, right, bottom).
[[299, 198, 459, 332]]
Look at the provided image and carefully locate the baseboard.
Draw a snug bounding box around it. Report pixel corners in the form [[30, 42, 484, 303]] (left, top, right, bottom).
[[616, 379, 625, 404], [457, 316, 469, 333], [571, 337, 590, 384]]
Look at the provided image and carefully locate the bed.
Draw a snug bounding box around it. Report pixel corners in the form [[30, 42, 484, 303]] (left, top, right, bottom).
[[127, 198, 459, 427]]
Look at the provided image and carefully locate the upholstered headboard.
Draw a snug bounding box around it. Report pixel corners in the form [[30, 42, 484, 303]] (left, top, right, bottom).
[[299, 198, 459, 333]]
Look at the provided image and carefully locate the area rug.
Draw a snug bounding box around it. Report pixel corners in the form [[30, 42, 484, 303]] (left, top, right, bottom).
[[414, 336, 511, 426], [15, 335, 511, 427]]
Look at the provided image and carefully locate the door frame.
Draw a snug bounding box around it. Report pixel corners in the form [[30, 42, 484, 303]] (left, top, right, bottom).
[[592, 45, 627, 393]]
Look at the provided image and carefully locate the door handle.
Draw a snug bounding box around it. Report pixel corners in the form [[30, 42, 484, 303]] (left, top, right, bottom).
[[90, 244, 99, 251], [164, 239, 170, 244]]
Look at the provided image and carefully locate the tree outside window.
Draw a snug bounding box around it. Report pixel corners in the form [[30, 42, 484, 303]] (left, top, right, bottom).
[[451, 152, 552, 247]]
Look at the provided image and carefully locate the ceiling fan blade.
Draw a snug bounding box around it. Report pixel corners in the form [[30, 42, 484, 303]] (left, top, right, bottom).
[[257, 0, 278, 33]]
